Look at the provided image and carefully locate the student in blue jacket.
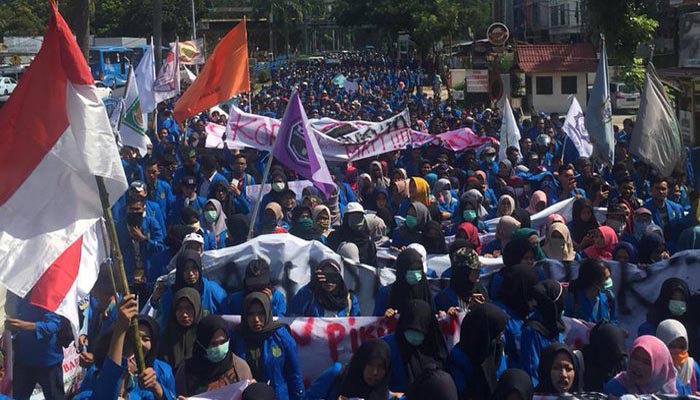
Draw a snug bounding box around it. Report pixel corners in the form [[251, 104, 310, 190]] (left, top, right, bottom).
[[202, 199, 228, 249], [383, 299, 448, 393], [564, 258, 616, 324], [307, 339, 392, 400], [289, 259, 360, 317], [656, 319, 700, 396], [223, 259, 287, 317], [448, 303, 508, 399], [520, 280, 567, 386], [434, 239, 488, 315], [373, 248, 434, 317], [233, 292, 305, 400], [153, 250, 226, 328]]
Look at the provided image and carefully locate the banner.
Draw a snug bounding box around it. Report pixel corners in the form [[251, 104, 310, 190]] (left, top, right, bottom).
[[411, 127, 495, 152], [245, 180, 314, 203], [177, 39, 205, 65], [189, 380, 249, 400], [562, 96, 593, 158]]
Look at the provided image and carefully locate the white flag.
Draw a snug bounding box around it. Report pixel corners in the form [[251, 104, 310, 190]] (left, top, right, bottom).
[[562, 96, 593, 158], [498, 96, 521, 161], [134, 42, 156, 114], [119, 68, 151, 156], [154, 42, 180, 104], [183, 65, 197, 84]]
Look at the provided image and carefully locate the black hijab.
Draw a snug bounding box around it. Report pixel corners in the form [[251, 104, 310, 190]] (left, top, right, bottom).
[[327, 210, 377, 266], [582, 323, 627, 392], [395, 299, 448, 384], [388, 248, 433, 313], [242, 382, 276, 400], [571, 197, 599, 243], [637, 232, 665, 264], [226, 214, 249, 246], [421, 220, 448, 254], [502, 237, 534, 268], [338, 339, 392, 400], [571, 257, 606, 293], [492, 368, 535, 400], [289, 205, 322, 241], [498, 263, 539, 319], [376, 206, 396, 232], [527, 280, 566, 339], [137, 316, 160, 367], [449, 239, 480, 298], [406, 368, 458, 400], [456, 303, 509, 398], [647, 278, 697, 357], [310, 259, 349, 312], [184, 315, 234, 393], [535, 342, 581, 395], [173, 249, 204, 293], [160, 287, 203, 369], [512, 208, 532, 228], [239, 292, 286, 382], [243, 259, 272, 294]]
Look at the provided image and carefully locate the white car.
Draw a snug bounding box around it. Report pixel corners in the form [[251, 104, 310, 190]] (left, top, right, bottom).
[[0, 76, 17, 95], [610, 82, 640, 112]]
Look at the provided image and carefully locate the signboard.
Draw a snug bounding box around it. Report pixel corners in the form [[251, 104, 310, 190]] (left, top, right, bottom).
[[679, 12, 700, 68], [452, 90, 465, 100], [679, 110, 694, 144], [487, 22, 510, 46], [465, 69, 489, 93]]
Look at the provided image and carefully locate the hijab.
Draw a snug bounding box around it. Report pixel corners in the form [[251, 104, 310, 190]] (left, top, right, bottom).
[[638, 232, 665, 264], [647, 278, 692, 327], [289, 205, 322, 241], [138, 315, 160, 367], [614, 335, 677, 395], [424, 173, 438, 189], [338, 242, 360, 263], [434, 178, 453, 204], [405, 369, 458, 400], [204, 199, 228, 237], [457, 222, 482, 254], [463, 189, 489, 219], [408, 201, 431, 231], [613, 241, 639, 264], [512, 228, 545, 260], [528, 280, 566, 339], [241, 382, 276, 400], [421, 221, 448, 254], [184, 315, 235, 392], [493, 369, 534, 400], [173, 250, 204, 293], [498, 263, 539, 318], [395, 299, 448, 384], [657, 319, 695, 386], [502, 237, 534, 268], [457, 303, 509, 398], [512, 208, 532, 228], [449, 239, 481, 299], [242, 259, 272, 294], [582, 323, 628, 392], [497, 194, 516, 217], [411, 177, 431, 207], [226, 214, 249, 246], [583, 225, 618, 259], [338, 339, 392, 400], [571, 197, 599, 244], [388, 248, 433, 313], [542, 223, 575, 261], [535, 343, 581, 394], [526, 191, 548, 215], [160, 288, 203, 369], [310, 259, 349, 312], [264, 202, 284, 224], [496, 216, 521, 246], [240, 292, 287, 381]]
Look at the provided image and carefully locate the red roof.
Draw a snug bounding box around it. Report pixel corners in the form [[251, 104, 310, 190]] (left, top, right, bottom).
[[516, 43, 598, 73]]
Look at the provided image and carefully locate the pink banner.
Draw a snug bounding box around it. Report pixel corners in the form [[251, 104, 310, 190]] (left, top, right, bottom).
[[411, 128, 496, 151]]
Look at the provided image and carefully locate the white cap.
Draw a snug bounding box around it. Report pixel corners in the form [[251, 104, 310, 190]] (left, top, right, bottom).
[[345, 202, 364, 214], [183, 232, 204, 245]]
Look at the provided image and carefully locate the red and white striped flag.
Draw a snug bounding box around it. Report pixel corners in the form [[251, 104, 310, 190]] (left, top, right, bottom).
[[0, 2, 127, 331]]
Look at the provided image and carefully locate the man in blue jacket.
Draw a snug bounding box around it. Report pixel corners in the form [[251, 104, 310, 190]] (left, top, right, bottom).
[[198, 154, 229, 199], [644, 176, 684, 247], [144, 158, 176, 219], [169, 175, 208, 225]]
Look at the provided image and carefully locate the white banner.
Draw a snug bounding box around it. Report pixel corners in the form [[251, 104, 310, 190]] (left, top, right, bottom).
[[245, 180, 314, 203], [189, 380, 249, 400]]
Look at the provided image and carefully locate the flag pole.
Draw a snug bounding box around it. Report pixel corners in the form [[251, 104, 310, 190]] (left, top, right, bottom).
[[95, 177, 147, 374], [98, 218, 120, 297], [246, 150, 275, 239]]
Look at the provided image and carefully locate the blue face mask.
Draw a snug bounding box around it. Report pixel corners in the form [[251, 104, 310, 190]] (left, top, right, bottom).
[[296, 217, 314, 230], [205, 341, 229, 363], [405, 270, 423, 285], [405, 215, 418, 229], [669, 300, 687, 316], [404, 329, 425, 346], [463, 209, 477, 221]]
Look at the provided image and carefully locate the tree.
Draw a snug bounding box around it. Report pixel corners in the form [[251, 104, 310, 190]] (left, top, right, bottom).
[[0, 0, 47, 37]]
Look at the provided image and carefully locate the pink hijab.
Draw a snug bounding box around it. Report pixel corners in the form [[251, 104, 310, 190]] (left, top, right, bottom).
[[457, 222, 482, 254], [583, 226, 619, 259], [526, 190, 548, 215], [614, 335, 677, 395]]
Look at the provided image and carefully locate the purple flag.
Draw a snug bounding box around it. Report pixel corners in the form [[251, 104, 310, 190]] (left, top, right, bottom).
[[273, 91, 336, 197]]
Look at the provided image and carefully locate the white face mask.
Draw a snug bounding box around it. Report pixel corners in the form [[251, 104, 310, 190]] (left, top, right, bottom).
[[272, 182, 285, 192]]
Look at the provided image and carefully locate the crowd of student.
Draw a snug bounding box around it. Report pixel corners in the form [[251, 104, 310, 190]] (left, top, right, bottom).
[[6, 53, 700, 400]]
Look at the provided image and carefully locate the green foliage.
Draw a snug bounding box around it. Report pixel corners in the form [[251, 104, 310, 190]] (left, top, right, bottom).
[[0, 0, 48, 37], [257, 68, 271, 83]]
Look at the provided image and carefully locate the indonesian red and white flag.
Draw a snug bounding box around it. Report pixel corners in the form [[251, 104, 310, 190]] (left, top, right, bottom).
[[0, 2, 127, 328]]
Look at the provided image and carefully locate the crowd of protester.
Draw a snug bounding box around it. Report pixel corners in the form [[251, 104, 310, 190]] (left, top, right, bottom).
[[6, 51, 700, 400]]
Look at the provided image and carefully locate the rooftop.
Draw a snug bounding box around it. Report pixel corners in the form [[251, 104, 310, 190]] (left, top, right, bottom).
[[516, 43, 598, 73]]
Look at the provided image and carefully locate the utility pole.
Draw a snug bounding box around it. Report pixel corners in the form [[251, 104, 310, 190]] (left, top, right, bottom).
[[191, 0, 197, 41], [154, 0, 163, 72], [68, 0, 90, 59]]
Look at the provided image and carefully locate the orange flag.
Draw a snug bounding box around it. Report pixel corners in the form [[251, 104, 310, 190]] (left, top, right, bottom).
[[174, 18, 250, 121]]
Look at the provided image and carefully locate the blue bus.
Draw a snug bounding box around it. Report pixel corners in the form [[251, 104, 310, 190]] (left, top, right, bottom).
[[88, 46, 134, 87]]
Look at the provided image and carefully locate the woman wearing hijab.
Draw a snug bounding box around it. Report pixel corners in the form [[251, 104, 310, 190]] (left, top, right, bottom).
[[383, 299, 448, 393], [154, 250, 226, 328], [583, 225, 619, 259], [434, 178, 459, 220], [492, 368, 534, 400], [259, 202, 289, 234], [534, 343, 582, 396], [435, 240, 488, 314], [225, 214, 249, 246], [373, 248, 434, 317], [311, 204, 333, 239], [366, 186, 391, 212], [497, 194, 516, 218], [398, 177, 431, 216], [376, 206, 397, 236], [392, 201, 431, 248], [421, 220, 448, 254], [448, 303, 508, 399], [613, 241, 639, 265], [326, 202, 378, 266], [520, 280, 567, 385], [525, 191, 548, 216], [202, 198, 228, 249], [390, 179, 409, 213], [223, 259, 287, 317], [512, 208, 532, 229], [135, 316, 177, 399], [259, 169, 290, 216], [494, 264, 539, 368], [459, 189, 489, 232], [564, 258, 616, 323], [210, 180, 250, 221], [370, 160, 391, 189], [582, 323, 628, 392], [638, 232, 670, 264], [482, 216, 521, 257], [289, 259, 359, 317], [512, 228, 546, 261], [656, 319, 700, 395], [307, 339, 392, 400], [605, 335, 678, 396], [288, 205, 324, 243], [638, 278, 697, 356], [541, 222, 576, 261], [456, 221, 482, 254], [175, 315, 253, 396], [160, 288, 203, 370], [488, 237, 537, 300], [568, 197, 599, 249], [233, 293, 304, 400], [406, 368, 458, 400]]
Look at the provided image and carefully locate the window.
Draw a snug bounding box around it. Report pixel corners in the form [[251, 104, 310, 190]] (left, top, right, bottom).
[[551, 5, 559, 26], [560, 4, 567, 26], [561, 76, 578, 94], [536, 76, 553, 95], [575, 1, 580, 24]]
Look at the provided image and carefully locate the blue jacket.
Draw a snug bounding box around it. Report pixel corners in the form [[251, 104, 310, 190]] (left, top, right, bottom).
[[199, 171, 229, 198], [233, 327, 305, 400], [676, 359, 700, 396], [168, 195, 208, 225], [373, 284, 392, 316], [447, 345, 507, 398], [147, 179, 176, 220], [434, 286, 462, 313], [113, 196, 167, 234], [306, 362, 343, 400], [13, 299, 63, 367], [78, 358, 176, 400], [74, 358, 153, 399], [519, 316, 565, 386], [156, 278, 227, 327], [223, 289, 287, 317], [564, 289, 617, 324], [288, 285, 360, 317], [493, 300, 527, 369], [644, 198, 684, 231], [116, 214, 166, 285], [80, 296, 119, 349], [122, 159, 145, 184]]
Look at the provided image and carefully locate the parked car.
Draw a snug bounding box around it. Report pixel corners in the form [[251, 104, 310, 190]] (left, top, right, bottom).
[[610, 82, 640, 112], [0, 76, 17, 95]]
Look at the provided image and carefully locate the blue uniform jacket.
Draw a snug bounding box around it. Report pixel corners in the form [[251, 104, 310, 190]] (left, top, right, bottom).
[[306, 362, 343, 400], [223, 289, 287, 316], [116, 214, 166, 286], [81, 296, 119, 349], [14, 300, 63, 367], [168, 195, 208, 225], [676, 359, 700, 395], [156, 278, 227, 327], [77, 358, 176, 400], [122, 160, 145, 184], [288, 285, 360, 317], [447, 345, 507, 398], [233, 327, 305, 400], [199, 171, 229, 198], [564, 289, 617, 324], [113, 196, 167, 234], [148, 179, 176, 219], [492, 300, 527, 369], [519, 315, 565, 386]]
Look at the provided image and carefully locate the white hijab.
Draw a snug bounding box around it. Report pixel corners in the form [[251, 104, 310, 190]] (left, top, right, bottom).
[[657, 319, 695, 385]]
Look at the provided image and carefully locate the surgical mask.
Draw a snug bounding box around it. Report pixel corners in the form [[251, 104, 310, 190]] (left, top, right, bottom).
[[514, 187, 524, 197], [405, 270, 423, 285], [405, 215, 418, 229], [272, 182, 285, 192], [441, 190, 452, 203], [669, 300, 687, 316], [404, 329, 425, 346], [204, 210, 218, 223], [603, 277, 613, 290], [205, 341, 229, 363], [297, 217, 314, 230], [463, 209, 477, 221]]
